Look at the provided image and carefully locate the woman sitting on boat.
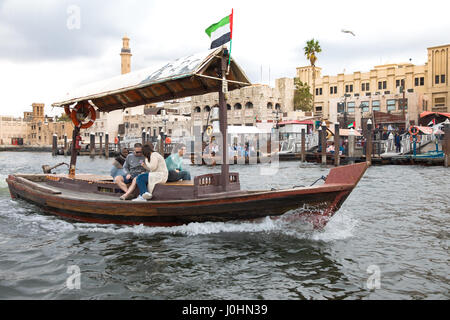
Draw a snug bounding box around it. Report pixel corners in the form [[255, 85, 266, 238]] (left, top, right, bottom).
[[120, 143, 168, 201]]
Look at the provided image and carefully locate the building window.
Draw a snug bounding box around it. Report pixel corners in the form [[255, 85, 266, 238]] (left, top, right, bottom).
[[267, 102, 273, 109], [315, 106, 322, 112], [396, 79, 405, 88], [315, 88, 322, 95], [387, 99, 396, 111], [194, 107, 201, 113], [347, 102, 355, 113], [435, 75, 439, 84], [234, 103, 242, 110], [441, 75, 446, 83], [372, 100, 380, 111], [434, 97, 446, 107], [361, 101, 370, 112], [415, 77, 425, 86], [378, 81, 387, 90], [245, 102, 254, 109], [345, 84, 353, 93], [330, 86, 336, 94]]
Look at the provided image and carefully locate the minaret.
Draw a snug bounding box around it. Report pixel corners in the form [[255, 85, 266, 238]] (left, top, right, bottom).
[[120, 35, 132, 74]]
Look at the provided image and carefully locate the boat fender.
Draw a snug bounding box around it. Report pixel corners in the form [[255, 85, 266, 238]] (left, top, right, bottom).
[[409, 126, 419, 136], [71, 102, 97, 129]]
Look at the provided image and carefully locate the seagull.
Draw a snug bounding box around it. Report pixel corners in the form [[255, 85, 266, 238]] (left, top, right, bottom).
[[341, 29, 356, 36]]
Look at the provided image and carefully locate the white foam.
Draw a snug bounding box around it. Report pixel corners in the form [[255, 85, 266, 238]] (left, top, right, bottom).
[[3, 199, 357, 242]]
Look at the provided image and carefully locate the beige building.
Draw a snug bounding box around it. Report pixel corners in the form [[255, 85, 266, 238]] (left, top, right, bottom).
[[297, 44, 450, 126], [26, 103, 74, 146], [191, 78, 299, 131], [0, 116, 28, 145]]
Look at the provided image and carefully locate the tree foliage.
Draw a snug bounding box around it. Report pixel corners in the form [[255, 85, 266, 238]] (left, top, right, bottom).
[[293, 78, 313, 112]]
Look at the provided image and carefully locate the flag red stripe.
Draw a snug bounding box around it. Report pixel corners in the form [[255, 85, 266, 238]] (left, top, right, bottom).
[[230, 9, 233, 39]]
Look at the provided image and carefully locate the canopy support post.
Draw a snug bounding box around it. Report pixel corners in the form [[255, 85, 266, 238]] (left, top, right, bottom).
[[219, 49, 229, 191], [69, 126, 80, 176]]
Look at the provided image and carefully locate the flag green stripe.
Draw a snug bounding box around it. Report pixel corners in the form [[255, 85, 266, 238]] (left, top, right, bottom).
[[205, 15, 230, 38]]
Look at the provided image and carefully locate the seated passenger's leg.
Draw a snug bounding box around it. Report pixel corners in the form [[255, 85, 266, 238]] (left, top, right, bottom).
[[115, 175, 128, 193], [167, 170, 181, 182], [136, 173, 149, 196], [180, 170, 191, 181]]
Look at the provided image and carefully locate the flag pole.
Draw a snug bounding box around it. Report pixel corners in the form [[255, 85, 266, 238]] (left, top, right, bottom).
[[226, 8, 233, 75]]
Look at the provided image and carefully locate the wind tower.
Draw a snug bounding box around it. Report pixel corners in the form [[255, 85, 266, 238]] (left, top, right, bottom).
[[120, 35, 132, 74]]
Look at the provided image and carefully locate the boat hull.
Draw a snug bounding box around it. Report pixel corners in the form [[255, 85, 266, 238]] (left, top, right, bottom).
[[6, 163, 367, 228]]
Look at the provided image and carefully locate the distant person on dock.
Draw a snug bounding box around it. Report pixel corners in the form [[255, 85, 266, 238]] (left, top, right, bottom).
[[115, 143, 146, 194], [395, 133, 401, 153], [165, 144, 191, 182], [110, 147, 129, 178]]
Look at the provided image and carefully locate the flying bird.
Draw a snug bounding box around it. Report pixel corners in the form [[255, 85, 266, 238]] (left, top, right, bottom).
[[341, 29, 356, 36]]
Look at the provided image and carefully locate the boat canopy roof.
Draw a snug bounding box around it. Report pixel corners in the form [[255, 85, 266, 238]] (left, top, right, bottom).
[[52, 47, 251, 112]]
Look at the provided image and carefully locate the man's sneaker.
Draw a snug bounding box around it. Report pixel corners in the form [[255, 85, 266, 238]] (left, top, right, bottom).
[[142, 192, 153, 200], [132, 195, 146, 201]]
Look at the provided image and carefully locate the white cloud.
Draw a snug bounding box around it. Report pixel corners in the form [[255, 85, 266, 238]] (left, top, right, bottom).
[[0, 0, 449, 117]]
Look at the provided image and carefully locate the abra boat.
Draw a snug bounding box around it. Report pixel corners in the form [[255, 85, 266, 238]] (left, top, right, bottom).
[[6, 47, 367, 228]]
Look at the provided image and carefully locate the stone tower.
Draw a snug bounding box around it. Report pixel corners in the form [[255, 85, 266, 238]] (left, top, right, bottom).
[[31, 103, 45, 121], [120, 35, 132, 74]]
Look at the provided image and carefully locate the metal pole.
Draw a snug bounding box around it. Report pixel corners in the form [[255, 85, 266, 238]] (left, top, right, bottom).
[[321, 121, 327, 165], [301, 128, 306, 163], [334, 122, 340, 166], [366, 119, 373, 166], [99, 133, 103, 157], [90, 133, 95, 158], [105, 132, 109, 158], [52, 134, 57, 156], [64, 134, 68, 155], [348, 128, 356, 164]]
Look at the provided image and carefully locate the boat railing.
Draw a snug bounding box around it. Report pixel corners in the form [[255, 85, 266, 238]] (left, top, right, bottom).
[[194, 172, 240, 195]]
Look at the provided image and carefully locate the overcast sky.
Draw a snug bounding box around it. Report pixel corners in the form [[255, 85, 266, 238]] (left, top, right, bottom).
[[0, 0, 449, 117]]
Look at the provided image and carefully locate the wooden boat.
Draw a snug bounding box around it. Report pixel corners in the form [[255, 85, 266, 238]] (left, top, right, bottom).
[[6, 162, 367, 228], [6, 47, 368, 228]]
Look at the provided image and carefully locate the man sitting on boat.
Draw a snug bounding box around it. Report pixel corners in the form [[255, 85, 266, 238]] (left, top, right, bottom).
[[165, 144, 191, 182], [114, 143, 146, 194], [120, 143, 168, 201]]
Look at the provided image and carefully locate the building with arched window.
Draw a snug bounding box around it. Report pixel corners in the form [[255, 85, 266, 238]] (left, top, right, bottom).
[[297, 43, 450, 128]]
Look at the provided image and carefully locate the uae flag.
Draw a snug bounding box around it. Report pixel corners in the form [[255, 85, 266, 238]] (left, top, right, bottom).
[[347, 121, 356, 129], [205, 10, 233, 49]]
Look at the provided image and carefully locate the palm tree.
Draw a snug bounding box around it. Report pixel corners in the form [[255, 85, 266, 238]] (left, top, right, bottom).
[[304, 39, 322, 112]]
